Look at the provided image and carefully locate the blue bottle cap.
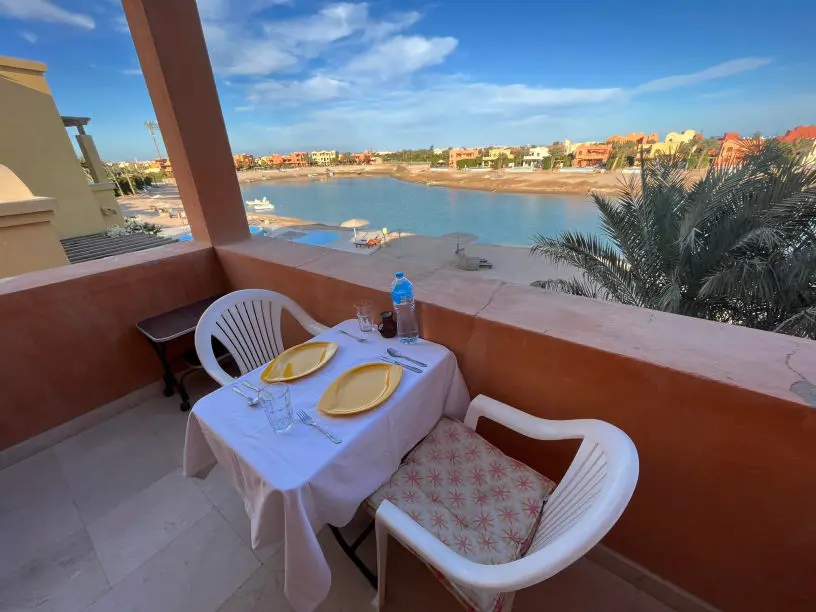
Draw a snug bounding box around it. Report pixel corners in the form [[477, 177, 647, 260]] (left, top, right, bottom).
[[395, 272, 404, 278]]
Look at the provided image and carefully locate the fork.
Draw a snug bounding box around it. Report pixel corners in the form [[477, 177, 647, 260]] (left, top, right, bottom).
[[297, 409, 342, 444], [338, 329, 367, 343]]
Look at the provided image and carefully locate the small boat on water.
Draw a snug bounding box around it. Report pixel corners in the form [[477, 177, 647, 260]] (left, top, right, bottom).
[[245, 197, 274, 211], [308, 173, 318, 178]]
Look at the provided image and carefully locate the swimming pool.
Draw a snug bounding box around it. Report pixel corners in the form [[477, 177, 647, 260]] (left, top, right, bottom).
[[177, 225, 265, 241], [293, 230, 340, 246]]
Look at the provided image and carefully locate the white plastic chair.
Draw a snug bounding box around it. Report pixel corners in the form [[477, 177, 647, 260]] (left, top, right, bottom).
[[374, 394, 639, 611], [195, 289, 328, 386]]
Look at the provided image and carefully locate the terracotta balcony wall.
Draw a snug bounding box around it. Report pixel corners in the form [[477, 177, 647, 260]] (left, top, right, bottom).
[[2, 235, 813, 611]]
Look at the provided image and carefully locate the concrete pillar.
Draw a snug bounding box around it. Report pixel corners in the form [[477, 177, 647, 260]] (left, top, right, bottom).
[[75, 134, 106, 183], [121, 0, 249, 246]]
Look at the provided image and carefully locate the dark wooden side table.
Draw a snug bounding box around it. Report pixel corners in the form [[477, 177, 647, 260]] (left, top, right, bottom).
[[137, 295, 222, 411]]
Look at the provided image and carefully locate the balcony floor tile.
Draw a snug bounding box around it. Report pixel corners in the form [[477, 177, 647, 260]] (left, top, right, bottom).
[[53, 406, 178, 523], [0, 528, 108, 612], [85, 510, 259, 612], [86, 468, 213, 584], [1, 385, 678, 612], [0, 449, 83, 577]]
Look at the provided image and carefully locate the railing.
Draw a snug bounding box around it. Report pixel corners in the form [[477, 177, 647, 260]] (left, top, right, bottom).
[[1, 233, 814, 612]]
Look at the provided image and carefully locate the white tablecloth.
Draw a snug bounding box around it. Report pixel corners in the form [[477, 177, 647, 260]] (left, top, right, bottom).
[[183, 320, 469, 612]]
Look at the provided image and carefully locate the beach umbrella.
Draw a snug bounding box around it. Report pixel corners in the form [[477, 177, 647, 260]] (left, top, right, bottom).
[[442, 231, 478, 253], [341, 218, 369, 239]]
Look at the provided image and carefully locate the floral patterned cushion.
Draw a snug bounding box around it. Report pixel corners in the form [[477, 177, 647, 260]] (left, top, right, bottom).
[[368, 417, 555, 612]]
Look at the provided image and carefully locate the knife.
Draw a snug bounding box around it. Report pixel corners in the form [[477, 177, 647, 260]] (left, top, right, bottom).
[[379, 356, 422, 374]]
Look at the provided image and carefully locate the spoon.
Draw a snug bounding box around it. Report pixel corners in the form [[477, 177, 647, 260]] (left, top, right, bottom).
[[387, 347, 428, 368], [232, 386, 260, 406]]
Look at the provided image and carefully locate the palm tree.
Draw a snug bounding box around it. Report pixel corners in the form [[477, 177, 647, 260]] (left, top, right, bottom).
[[144, 120, 163, 160], [530, 140, 816, 339]]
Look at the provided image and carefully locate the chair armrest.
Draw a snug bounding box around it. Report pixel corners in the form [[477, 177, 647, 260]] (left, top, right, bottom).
[[464, 394, 606, 441], [304, 321, 329, 336]]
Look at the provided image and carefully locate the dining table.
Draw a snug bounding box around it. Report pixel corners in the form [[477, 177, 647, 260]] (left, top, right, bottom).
[[182, 319, 470, 612]]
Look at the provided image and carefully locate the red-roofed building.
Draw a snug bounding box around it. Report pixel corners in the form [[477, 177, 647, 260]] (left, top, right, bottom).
[[282, 152, 308, 167], [714, 133, 759, 168], [573, 144, 613, 167], [449, 148, 479, 168], [780, 125, 816, 142], [352, 151, 372, 164]]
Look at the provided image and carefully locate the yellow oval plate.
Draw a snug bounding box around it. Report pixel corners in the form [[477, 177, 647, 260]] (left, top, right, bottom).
[[260, 341, 338, 383], [318, 363, 403, 416]]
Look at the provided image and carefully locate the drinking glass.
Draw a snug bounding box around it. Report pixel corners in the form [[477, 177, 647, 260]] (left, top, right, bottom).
[[355, 301, 375, 332], [260, 383, 294, 433]]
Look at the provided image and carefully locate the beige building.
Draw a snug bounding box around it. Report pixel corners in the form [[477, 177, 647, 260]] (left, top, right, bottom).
[[482, 147, 515, 167], [0, 164, 68, 277], [640, 130, 697, 159], [563, 140, 598, 155], [0, 56, 125, 276], [523, 145, 550, 167], [0, 56, 122, 240], [665, 129, 696, 144], [310, 150, 337, 166]]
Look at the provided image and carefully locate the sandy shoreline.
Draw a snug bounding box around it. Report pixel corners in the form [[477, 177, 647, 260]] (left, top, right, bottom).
[[118, 183, 575, 286], [234, 163, 698, 196]]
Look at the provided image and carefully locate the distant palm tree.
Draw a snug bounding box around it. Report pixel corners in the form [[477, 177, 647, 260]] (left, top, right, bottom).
[[144, 120, 163, 159], [530, 140, 816, 339]]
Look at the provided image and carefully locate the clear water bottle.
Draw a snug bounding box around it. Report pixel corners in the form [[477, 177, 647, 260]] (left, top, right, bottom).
[[391, 272, 419, 343]]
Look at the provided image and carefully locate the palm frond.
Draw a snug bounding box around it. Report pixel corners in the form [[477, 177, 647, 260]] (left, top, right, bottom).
[[531, 231, 644, 306], [530, 276, 606, 299], [775, 306, 816, 339], [530, 140, 816, 340]]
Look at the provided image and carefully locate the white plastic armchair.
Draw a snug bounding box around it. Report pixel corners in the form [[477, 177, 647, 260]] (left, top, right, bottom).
[[374, 394, 639, 610], [194, 289, 328, 386]]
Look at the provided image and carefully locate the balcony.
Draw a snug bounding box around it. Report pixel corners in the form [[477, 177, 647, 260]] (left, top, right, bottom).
[[0, 2, 814, 611], [0, 371, 673, 612], [2, 235, 815, 611]]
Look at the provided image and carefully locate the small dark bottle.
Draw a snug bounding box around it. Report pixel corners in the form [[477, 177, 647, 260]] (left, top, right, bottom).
[[378, 311, 397, 338]]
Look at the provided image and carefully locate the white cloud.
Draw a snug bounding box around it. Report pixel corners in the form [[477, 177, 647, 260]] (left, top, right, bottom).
[[198, 2, 423, 78], [121, 68, 142, 76], [263, 3, 369, 46], [344, 35, 458, 80], [457, 83, 622, 110], [204, 22, 299, 76], [363, 11, 421, 41], [196, 0, 289, 20], [246, 56, 772, 151], [247, 75, 350, 104], [634, 58, 771, 94], [19, 30, 37, 43], [0, 0, 95, 30], [112, 14, 129, 33]]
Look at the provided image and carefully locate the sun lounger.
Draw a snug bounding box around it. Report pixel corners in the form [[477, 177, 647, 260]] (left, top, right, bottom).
[[353, 231, 383, 248], [456, 250, 493, 270]]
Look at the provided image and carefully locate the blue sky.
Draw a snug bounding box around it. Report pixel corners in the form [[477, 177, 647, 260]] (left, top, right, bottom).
[[1, 0, 814, 160]]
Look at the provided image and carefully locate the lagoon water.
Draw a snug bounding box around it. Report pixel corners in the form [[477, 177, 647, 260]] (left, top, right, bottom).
[[241, 177, 600, 247]]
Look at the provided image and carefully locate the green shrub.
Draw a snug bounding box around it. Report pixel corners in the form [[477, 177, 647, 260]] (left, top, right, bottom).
[[106, 217, 163, 238]]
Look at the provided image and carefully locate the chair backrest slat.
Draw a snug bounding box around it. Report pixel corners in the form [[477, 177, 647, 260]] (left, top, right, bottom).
[[528, 439, 610, 553], [196, 289, 327, 386]]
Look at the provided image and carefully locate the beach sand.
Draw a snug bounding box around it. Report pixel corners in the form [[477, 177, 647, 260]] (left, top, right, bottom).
[[118, 182, 577, 287], [233, 163, 706, 196]]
